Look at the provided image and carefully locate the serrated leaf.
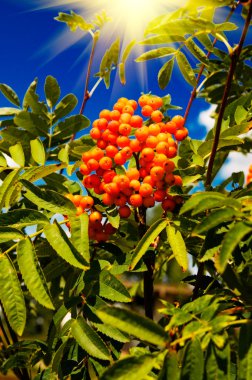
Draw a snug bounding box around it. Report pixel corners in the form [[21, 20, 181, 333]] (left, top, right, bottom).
[[158, 58, 174, 89], [0, 169, 21, 209], [21, 179, 76, 215], [130, 218, 168, 270], [180, 192, 225, 215], [198, 137, 243, 158], [0, 83, 20, 106], [99, 38, 120, 88], [98, 270, 131, 302], [69, 213, 90, 263], [0, 209, 49, 229], [217, 222, 252, 273], [54, 94, 78, 121], [0, 255, 26, 336], [136, 47, 176, 62], [191, 197, 241, 215], [0, 227, 24, 243], [93, 323, 130, 343], [55, 11, 93, 32], [238, 324, 252, 380], [176, 51, 196, 86], [193, 208, 239, 235], [234, 105, 247, 125], [21, 163, 67, 183], [71, 317, 110, 360], [44, 222, 89, 270], [17, 238, 54, 310], [167, 224, 188, 271], [30, 138, 46, 165], [96, 306, 168, 346], [186, 39, 208, 64], [196, 34, 213, 51], [101, 354, 157, 380], [0, 107, 20, 116], [140, 35, 185, 45], [119, 40, 136, 84], [53, 114, 90, 141], [9, 143, 25, 167], [44, 75, 61, 108], [181, 339, 204, 380], [14, 111, 49, 137]]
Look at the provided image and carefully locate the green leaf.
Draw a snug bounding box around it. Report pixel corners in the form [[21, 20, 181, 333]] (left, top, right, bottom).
[[238, 324, 252, 380], [44, 75, 61, 108], [93, 322, 130, 343], [205, 343, 230, 380], [130, 218, 168, 270], [9, 143, 25, 167], [54, 94, 78, 121], [0, 255, 26, 336], [136, 47, 176, 62], [234, 105, 247, 125], [99, 38, 120, 88], [0, 227, 24, 243], [21, 163, 67, 183], [196, 34, 213, 51], [181, 339, 204, 380], [180, 192, 225, 215], [55, 11, 93, 32], [166, 224, 188, 271], [158, 59, 174, 90], [198, 137, 243, 158], [69, 213, 90, 263], [158, 354, 180, 380], [98, 270, 131, 302], [215, 22, 238, 32], [193, 208, 239, 235], [96, 306, 168, 346], [17, 238, 54, 310], [44, 222, 89, 270], [14, 111, 49, 137], [21, 179, 76, 215], [191, 197, 241, 215], [186, 39, 208, 64], [119, 40, 136, 85], [30, 138, 46, 165], [0, 209, 49, 229], [71, 317, 110, 360], [58, 146, 69, 164], [140, 35, 185, 45], [0, 169, 21, 209], [0, 107, 20, 116], [176, 51, 196, 86], [216, 222, 252, 273], [101, 354, 157, 380], [53, 114, 90, 141], [51, 338, 68, 374], [0, 83, 20, 106]]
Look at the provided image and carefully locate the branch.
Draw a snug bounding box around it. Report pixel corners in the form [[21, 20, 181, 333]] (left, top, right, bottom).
[[205, 1, 252, 187]]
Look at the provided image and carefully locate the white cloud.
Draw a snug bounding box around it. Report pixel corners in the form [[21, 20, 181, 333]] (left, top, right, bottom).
[[198, 104, 216, 133], [219, 151, 252, 180]]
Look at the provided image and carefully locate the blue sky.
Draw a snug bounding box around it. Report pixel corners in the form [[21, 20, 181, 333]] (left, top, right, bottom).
[[0, 0, 250, 167]]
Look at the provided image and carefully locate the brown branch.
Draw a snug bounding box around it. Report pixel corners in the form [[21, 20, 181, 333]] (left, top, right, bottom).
[[183, 1, 240, 123], [205, 1, 252, 187]]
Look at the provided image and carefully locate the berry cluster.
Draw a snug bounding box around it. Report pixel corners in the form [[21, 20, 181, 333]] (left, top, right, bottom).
[[66, 95, 188, 242], [246, 164, 252, 184]]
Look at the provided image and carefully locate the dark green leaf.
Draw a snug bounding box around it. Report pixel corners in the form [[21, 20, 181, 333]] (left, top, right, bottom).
[[180, 192, 225, 215], [53, 114, 90, 141], [238, 324, 252, 380], [193, 208, 239, 235], [0, 209, 49, 229], [44, 222, 89, 270], [97, 306, 168, 346], [158, 353, 180, 380], [101, 354, 157, 380], [44, 75, 61, 108], [17, 238, 54, 309], [54, 94, 78, 121], [181, 339, 204, 380], [98, 270, 131, 302], [69, 213, 90, 263], [130, 218, 168, 270], [0, 255, 26, 336], [176, 51, 196, 86], [14, 111, 49, 137], [158, 59, 174, 89], [0, 83, 20, 106], [71, 317, 110, 360]]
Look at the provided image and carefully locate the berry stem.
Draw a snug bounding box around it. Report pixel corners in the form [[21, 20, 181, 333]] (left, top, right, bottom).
[[205, 1, 252, 187]]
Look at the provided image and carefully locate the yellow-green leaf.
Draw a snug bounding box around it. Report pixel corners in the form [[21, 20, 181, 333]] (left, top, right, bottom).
[[167, 224, 188, 271]]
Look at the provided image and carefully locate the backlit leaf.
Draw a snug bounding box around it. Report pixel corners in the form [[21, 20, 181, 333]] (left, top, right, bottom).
[[193, 208, 239, 235], [0, 83, 20, 106], [17, 238, 54, 309], [0, 209, 49, 229], [0, 169, 21, 209], [0, 255, 26, 336], [0, 227, 24, 243], [98, 270, 131, 302], [176, 51, 196, 86], [30, 138, 46, 165], [9, 143, 25, 167], [136, 47, 176, 62], [158, 58, 174, 89], [167, 224, 188, 271]]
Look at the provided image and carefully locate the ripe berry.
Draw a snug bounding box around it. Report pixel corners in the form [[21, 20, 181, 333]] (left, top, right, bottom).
[[143, 196, 155, 208], [119, 205, 131, 218], [174, 128, 188, 141], [151, 110, 163, 123], [99, 157, 113, 170], [141, 104, 153, 117], [172, 115, 185, 128], [90, 128, 101, 140], [139, 183, 153, 197], [106, 145, 119, 158], [80, 196, 94, 209], [130, 115, 143, 128], [99, 109, 111, 121], [89, 211, 103, 224], [129, 194, 143, 207], [126, 168, 140, 180], [138, 94, 149, 107], [161, 198, 176, 211], [141, 147, 155, 162]]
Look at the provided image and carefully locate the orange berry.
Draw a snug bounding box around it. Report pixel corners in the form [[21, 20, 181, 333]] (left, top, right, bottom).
[[119, 123, 132, 136], [165, 121, 178, 134], [113, 175, 130, 190], [127, 99, 138, 110], [113, 102, 124, 113], [157, 133, 168, 142], [107, 132, 118, 145], [118, 97, 128, 104], [106, 145, 119, 158], [114, 152, 127, 165], [139, 183, 153, 197], [79, 163, 90, 176], [143, 195, 155, 208], [97, 118, 108, 130], [99, 109, 111, 121], [129, 179, 141, 191], [135, 126, 149, 142], [97, 139, 107, 149], [148, 96, 163, 110], [149, 123, 161, 136], [110, 109, 121, 120], [119, 205, 131, 218], [116, 136, 130, 148], [151, 110, 163, 123], [90, 127, 101, 140], [87, 158, 100, 171], [115, 193, 127, 207], [99, 157, 113, 170], [174, 128, 188, 141], [82, 151, 92, 163], [139, 168, 148, 179], [164, 173, 175, 186], [143, 176, 155, 187], [79, 196, 93, 209], [104, 182, 120, 196], [172, 115, 185, 128], [156, 142, 169, 155], [129, 194, 143, 207], [91, 147, 104, 161], [102, 193, 114, 206], [154, 189, 166, 202], [130, 139, 142, 152], [150, 166, 165, 181], [163, 160, 175, 173], [103, 170, 116, 183], [145, 136, 158, 149], [153, 153, 167, 166], [130, 115, 143, 128], [89, 174, 101, 188], [108, 120, 120, 133], [122, 105, 134, 115], [138, 94, 149, 107], [174, 175, 183, 186], [89, 211, 103, 224], [76, 206, 84, 216], [141, 105, 153, 117], [141, 147, 155, 162], [72, 194, 83, 207], [121, 146, 133, 160], [167, 146, 177, 158], [119, 113, 132, 124], [126, 168, 140, 181]]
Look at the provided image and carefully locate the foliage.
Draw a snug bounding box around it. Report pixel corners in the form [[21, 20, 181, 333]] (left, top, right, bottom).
[[0, 1, 252, 379]]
